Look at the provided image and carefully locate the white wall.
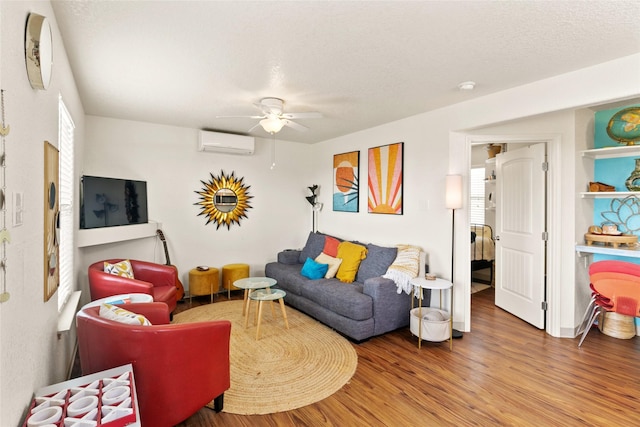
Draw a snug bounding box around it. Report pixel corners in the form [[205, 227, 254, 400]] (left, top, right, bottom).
[[310, 113, 453, 278], [1, 1, 639, 423], [446, 55, 639, 336], [0, 2, 86, 425], [574, 107, 596, 331], [315, 54, 640, 336], [80, 54, 640, 340], [79, 117, 314, 296], [459, 110, 578, 335]]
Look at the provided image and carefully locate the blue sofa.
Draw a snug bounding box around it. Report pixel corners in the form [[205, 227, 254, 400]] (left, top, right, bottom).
[[265, 232, 429, 342]]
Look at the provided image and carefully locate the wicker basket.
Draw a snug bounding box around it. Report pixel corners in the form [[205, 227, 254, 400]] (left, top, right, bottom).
[[486, 144, 502, 159], [598, 312, 636, 339], [410, 307, 450, 342]]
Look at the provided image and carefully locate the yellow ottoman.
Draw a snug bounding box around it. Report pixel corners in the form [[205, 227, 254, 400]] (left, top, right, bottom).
[[188, 267, 219, 304], [222, 263, 250, 299]]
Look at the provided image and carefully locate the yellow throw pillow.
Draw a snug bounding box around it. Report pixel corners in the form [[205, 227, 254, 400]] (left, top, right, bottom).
[[315, 252, 343, 279], [104, 260, 134, 279], [336, 242, 368, 283], [99, 303, 151, 326]]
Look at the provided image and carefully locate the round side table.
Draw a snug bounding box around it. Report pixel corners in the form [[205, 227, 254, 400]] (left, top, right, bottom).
[[410, 277, 453, 350], [233, 277, 276, 316], [188, 267, 219, 304], [245, 288, 289, 340]]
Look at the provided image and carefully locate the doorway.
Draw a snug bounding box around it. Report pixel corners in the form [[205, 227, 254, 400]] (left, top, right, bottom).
[[470, 141, 547, 327], [469, 144, 497, 296], [494, 143, 547, 329], [460, 133, 562, 336]]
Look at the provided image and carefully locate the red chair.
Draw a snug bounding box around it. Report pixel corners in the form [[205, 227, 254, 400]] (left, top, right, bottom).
[[76, 302, 231, 427], [589, 260, 640, 316], [88, 259, 178, 314], [578, 260, 640, 347]]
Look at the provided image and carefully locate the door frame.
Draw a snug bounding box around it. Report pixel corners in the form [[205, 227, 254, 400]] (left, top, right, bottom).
[[456, 133, 561, 336]]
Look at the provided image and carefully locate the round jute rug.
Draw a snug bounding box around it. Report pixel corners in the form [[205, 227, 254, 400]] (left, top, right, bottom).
[[173, 300, 358, 415]]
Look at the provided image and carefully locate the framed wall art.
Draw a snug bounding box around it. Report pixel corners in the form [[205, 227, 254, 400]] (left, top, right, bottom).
[[44, 141, 59, 301], [333, 151, 359, 212], [368, 142, 403, 215]]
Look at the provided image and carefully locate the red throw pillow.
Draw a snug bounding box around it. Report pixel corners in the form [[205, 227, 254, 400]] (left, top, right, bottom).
[[323, 236, 340, 257]]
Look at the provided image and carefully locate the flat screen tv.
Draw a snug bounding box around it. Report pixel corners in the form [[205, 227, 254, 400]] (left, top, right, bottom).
[[80, 175, 149, 229]]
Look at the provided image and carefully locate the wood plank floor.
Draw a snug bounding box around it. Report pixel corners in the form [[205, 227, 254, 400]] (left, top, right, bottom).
[[175, 288, 640, 426]]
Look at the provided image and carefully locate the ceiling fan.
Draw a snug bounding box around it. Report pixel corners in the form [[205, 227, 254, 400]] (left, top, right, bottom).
[[217, 97, 322, 134]]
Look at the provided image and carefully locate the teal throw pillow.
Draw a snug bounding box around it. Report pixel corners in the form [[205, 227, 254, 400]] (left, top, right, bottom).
[[301, 257, 329, 280]]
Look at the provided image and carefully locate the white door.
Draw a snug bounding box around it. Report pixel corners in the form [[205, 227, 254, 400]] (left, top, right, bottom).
[[495, 143, 546, 329]]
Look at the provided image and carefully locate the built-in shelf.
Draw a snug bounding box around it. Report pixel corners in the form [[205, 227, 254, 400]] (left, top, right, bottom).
[[77, 221, 161, 248], [579, 191, 640, 198], [576, 244, 640, 258], [581, 145, 640, 159]]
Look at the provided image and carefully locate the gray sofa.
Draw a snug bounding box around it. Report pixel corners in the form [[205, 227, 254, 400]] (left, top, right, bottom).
[[265, 232, 429, 342]]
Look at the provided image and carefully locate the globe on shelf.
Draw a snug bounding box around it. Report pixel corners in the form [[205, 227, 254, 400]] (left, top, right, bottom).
[[606, 107, 640, 146]]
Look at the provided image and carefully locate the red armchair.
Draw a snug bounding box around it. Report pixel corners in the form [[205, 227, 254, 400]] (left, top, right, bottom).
[[76, 302, 231, 427], [88, 259, 178, 314]]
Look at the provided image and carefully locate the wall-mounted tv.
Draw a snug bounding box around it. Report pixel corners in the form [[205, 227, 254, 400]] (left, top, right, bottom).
[[80, 175, 149, 229]]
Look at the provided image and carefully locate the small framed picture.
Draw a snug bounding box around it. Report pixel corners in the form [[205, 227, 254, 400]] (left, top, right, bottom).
[[333, 151, 360, 212]]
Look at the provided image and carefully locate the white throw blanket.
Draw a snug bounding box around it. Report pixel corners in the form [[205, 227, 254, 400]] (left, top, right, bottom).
[[383, 244, 421, 295]]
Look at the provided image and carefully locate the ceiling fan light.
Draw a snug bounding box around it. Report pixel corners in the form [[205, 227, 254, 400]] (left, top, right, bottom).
[[260, 117, 285, 134]]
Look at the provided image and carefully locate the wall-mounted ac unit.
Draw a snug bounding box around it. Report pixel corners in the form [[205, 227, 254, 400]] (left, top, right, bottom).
[[198, 130, 255, 155]]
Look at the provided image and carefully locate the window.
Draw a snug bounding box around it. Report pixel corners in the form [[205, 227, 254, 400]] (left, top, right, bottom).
[[470, 167, 485, 224], [58, 97, 75, 312]]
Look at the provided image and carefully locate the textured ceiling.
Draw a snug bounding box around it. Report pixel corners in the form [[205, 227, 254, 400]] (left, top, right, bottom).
[[51, 1, 640, 144]]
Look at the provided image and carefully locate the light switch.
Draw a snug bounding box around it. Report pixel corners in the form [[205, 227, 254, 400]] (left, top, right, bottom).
[[13, 191, 23, 227]]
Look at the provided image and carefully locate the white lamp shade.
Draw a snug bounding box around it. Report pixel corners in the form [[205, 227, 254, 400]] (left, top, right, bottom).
[[260, 117, 285, 134], [445, 175, 463, 209]]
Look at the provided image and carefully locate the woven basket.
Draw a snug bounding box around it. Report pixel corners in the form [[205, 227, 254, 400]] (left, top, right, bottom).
[[410, 307, 450, 342], [486, 144, 502, 159], [598, 312, 636, 339]]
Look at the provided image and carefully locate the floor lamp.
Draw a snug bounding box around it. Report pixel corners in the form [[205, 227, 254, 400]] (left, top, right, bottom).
[[445, 175, 463, 338]]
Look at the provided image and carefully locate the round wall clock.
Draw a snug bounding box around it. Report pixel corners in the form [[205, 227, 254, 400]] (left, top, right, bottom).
[[25, 13, 53, 90]]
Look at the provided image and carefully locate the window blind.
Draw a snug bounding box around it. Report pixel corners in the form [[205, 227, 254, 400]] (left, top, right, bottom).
[[58, 97, 75, 312], [470, 167, 485, 225]]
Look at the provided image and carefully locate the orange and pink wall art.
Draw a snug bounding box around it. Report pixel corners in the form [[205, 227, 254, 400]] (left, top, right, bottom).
[[333, 151, 359, 212], [368, 142, 403, 214]]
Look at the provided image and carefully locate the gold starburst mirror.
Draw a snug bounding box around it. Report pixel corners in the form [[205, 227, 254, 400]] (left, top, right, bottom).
[[195, 170, 253, 230]]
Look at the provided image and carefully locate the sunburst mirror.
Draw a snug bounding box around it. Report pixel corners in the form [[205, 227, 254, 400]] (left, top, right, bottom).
[[195, 170, 253, 230]]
